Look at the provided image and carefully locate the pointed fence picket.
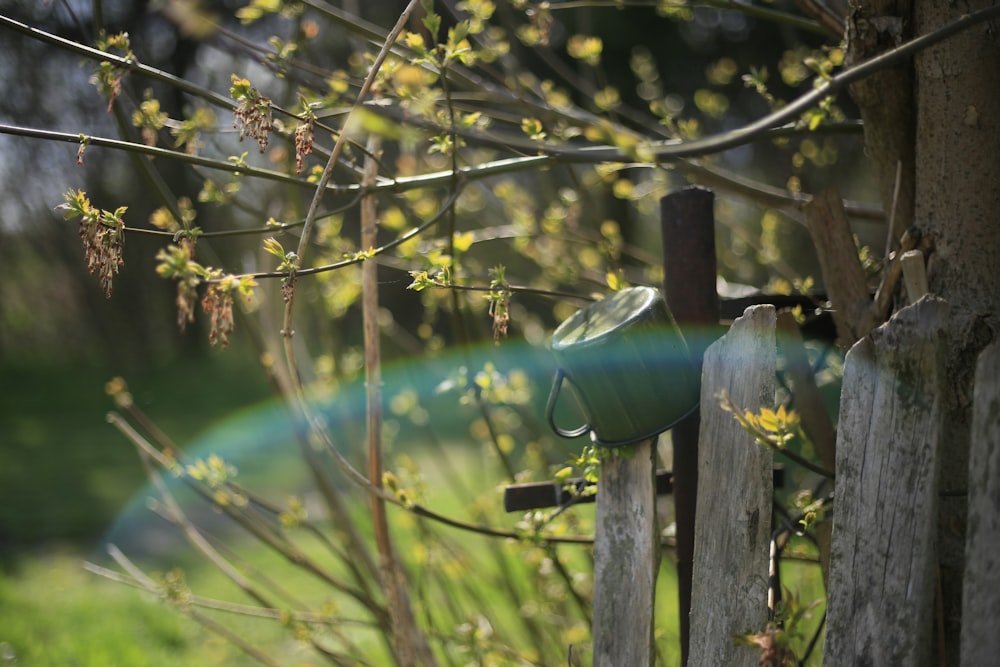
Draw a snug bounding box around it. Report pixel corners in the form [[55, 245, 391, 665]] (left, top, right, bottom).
[[688, 305, 776, 667]]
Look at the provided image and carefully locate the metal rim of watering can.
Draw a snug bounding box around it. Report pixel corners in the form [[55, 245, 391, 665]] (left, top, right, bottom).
[[545, 367, 701, 448], [550, 286, 662, 352]]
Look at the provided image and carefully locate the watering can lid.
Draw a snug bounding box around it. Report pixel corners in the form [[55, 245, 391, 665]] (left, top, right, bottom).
[[551, 286, 661, 350]]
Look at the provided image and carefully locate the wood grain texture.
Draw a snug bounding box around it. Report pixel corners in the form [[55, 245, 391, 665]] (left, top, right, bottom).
[[805, 188, 873, 346], [913, 3, 1000, 657], [961, 343, 1000, 667], [824, 297, 947, 667], [689, 305, 775, 667], [591, 437, 659, 667]]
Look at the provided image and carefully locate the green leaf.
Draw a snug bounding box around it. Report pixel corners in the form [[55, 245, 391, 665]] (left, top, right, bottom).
[[407, 270, 430, 291], [421, 1, 441, 41], [262, 237, 286, 260]]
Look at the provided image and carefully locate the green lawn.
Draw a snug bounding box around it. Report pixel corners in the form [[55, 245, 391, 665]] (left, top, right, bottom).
[[0, 353, 821, 666], [0, 551, 210, 667], [0, 546, 390, 666]]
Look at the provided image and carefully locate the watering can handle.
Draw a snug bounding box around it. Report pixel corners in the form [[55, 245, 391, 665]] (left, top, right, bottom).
[[546, 368, 592, 439]]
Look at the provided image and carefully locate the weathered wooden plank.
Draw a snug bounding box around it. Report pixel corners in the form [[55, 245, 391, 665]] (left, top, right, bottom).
[[805, 188, 873, 345], [592, 437, 658, 667], [824, 297, 947, 667], [961, 342, 1000, 667], [689, 305, 775, 667]]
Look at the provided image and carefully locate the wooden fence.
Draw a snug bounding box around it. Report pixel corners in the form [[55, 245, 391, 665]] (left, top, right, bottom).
[[584, 188, 998, 665], [504, 187, 998, 665], [679, 300, 999, 667]]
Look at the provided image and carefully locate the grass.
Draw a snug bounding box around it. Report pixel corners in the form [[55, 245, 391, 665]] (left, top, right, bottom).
[[0, 550, 209, 666], [0, 547, 336, 666], [0, 352, 603, 664], [0, 353, 280, 664], [0, 352, 821, 666]]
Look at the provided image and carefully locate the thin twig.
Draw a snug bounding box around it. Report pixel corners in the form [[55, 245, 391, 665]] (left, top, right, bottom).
[[291, 0, 421, 264], [0, 13, 233, 108], [277, 2, 425, 496], [546, 0, 832, 35], [0, 123, 311, 186], [362, 131, 436, 667], [642, 5, 1000, 159], [105, 545, 285, 667], [378, 5, 1000, 162], [6, 5, 999, 170], [792, 0, 845, 37], [105, 412, 389, 622], [0, 120, 882, 235], [84, 560, 375, 626], [884, 159, 904, 260]]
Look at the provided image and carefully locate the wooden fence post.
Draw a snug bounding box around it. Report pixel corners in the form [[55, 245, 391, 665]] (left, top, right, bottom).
[[661, 186, 719, 666], [689, 305, 775, 667], [824, 297, 947, 667], [961, 342, 1000, 666], [547, 285, 698, 667], [592, 438, 659, 667]]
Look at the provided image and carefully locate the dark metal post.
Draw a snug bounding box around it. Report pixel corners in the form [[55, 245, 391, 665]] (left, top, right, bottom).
[[660, 187, 719, 666]]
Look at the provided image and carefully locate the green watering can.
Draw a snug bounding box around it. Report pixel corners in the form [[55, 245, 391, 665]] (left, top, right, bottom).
[[546, 286, 700, 447]]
